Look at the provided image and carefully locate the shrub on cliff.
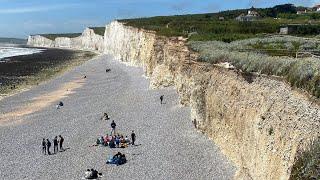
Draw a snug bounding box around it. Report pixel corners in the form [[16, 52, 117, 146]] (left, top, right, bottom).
[[189, 36, 320, 98], [290, 140, 320, 179]]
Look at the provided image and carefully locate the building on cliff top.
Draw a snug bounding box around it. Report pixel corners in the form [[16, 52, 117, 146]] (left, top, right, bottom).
[[236, 6, 259, 21]]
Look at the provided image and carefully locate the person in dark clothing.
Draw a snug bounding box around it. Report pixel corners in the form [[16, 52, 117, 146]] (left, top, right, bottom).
[[56, 101, 64, 109], [113, 152, 122, 159], [160, 95, 164, 104], [101, 113, 110, 120], [110, 120, 116, 135], [59, 135, 64, 151], [42, 138, 46, 155], [46, 139, 51, 155], [53, 136, 58, 154], [131, 130, 136, 146], [85, 169, 98, 179]]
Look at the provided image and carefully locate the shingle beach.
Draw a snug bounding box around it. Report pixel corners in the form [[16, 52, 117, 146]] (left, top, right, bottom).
[[0, 55, 235, 179]]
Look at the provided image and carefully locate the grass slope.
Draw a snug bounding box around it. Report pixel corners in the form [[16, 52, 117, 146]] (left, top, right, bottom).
[[120, 4, 320, 42]]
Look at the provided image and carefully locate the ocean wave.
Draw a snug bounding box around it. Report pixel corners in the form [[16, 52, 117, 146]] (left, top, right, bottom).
[[0, 46, 44, 61]]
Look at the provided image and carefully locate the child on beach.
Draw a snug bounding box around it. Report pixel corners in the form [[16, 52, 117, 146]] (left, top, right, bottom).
[[110, 120, 116, 135]]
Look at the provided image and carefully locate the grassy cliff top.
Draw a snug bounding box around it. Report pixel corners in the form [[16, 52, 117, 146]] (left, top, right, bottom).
[[119, 4, 320, 42], [40, 33, 82, 41], [36, 27, 105, 40], [88, 27, 105, 36]]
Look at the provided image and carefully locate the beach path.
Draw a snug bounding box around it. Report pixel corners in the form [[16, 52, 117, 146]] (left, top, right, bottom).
[[0, 55, 235, 179]]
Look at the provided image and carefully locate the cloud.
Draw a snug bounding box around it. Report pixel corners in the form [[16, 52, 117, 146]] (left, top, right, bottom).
[[0, 3, 80, 14]]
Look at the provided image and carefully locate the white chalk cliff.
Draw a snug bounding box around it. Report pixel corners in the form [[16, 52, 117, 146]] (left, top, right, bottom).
[[28, 21, 320, 180], [27, 28, 104, 52]]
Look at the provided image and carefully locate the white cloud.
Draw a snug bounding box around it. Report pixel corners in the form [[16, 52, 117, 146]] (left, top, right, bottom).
[[0, 3, 80, 14]]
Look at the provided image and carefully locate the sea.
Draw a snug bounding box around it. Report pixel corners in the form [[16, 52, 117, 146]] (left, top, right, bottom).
[[0, 43, 43, 62]]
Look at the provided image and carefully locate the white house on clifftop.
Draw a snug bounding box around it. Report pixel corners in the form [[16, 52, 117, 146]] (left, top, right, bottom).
[[236, 6, 259, 21]]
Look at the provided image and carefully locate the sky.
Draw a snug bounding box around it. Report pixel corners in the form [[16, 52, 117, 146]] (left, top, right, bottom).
[[0, 0, 318, 38]]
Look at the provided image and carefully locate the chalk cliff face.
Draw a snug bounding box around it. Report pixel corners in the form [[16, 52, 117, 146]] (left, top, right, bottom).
[[27, 21, 320, 179], [102, 21, 320, 180], [27, 35, 54, 47], [27, 28, 104, 52]]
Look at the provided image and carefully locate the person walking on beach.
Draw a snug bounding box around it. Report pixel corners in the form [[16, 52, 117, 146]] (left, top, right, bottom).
[[59, 135, 64, 151], [53, 136, 58, 154], [42, 138, 46, 155], [131, 130, 136, 146], [46, 139, 51, 155], [111, 121, 116, 135], [160, 95, 164, 104]]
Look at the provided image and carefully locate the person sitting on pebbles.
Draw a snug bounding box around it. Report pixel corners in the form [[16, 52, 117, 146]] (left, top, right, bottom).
[[106, 152, 127, 166], [101, 113, 110, 121], [56, 101, 64, 109], [84, 168, 102, 179]]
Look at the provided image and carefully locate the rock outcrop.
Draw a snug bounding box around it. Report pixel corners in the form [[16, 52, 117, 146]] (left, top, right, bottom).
[[28, 21, 320, 179], [27, 28, 104, 52]]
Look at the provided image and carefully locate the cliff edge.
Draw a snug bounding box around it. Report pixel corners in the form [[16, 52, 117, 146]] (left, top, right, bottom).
[[28, 21, 320, 180]]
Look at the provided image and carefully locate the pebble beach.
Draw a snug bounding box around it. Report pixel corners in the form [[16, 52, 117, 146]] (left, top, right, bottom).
[[0, 55, 235, 179]]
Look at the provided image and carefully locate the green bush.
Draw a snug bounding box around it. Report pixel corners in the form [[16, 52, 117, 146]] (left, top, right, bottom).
[[89, 27, 105, 36], [189, 36, 320, 98], [290, 140, 320, 180]]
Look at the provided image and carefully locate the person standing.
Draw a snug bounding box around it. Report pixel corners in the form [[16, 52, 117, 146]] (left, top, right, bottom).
[[131, 130, 136, 146], [42, 138, 46, 155], [46, 139, 51, 155], [59, 135, 64, 151], [160, 95, 164, 104], [111, 120, 116, 135], [53, 136, 58, 154]]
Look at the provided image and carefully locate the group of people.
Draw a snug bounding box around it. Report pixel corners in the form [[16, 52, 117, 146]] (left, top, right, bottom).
[[106, 152, 127, 166], [42, 135, 64, 155], [94, 130, 136, 149], [84, 169, 102, 179]]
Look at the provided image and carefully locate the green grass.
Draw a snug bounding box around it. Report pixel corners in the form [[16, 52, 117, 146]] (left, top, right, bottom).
[[119, 4, 320, 42], [41, 33, 82, 40], [89, 27, 105, 36], [189, 37, 320, 98], [290, 140, 320, 180]]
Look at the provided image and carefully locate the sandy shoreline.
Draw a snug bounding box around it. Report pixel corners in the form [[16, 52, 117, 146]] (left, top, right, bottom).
[[0, 55, 235, 179]]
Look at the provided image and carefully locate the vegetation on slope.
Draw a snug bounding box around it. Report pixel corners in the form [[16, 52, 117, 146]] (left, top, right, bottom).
[[290, 140, 320, 180], [189, 36, 320, 98], [40, 33, 82, 40], [89, 27, 105, 36], [120, 4, 320, 42]]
